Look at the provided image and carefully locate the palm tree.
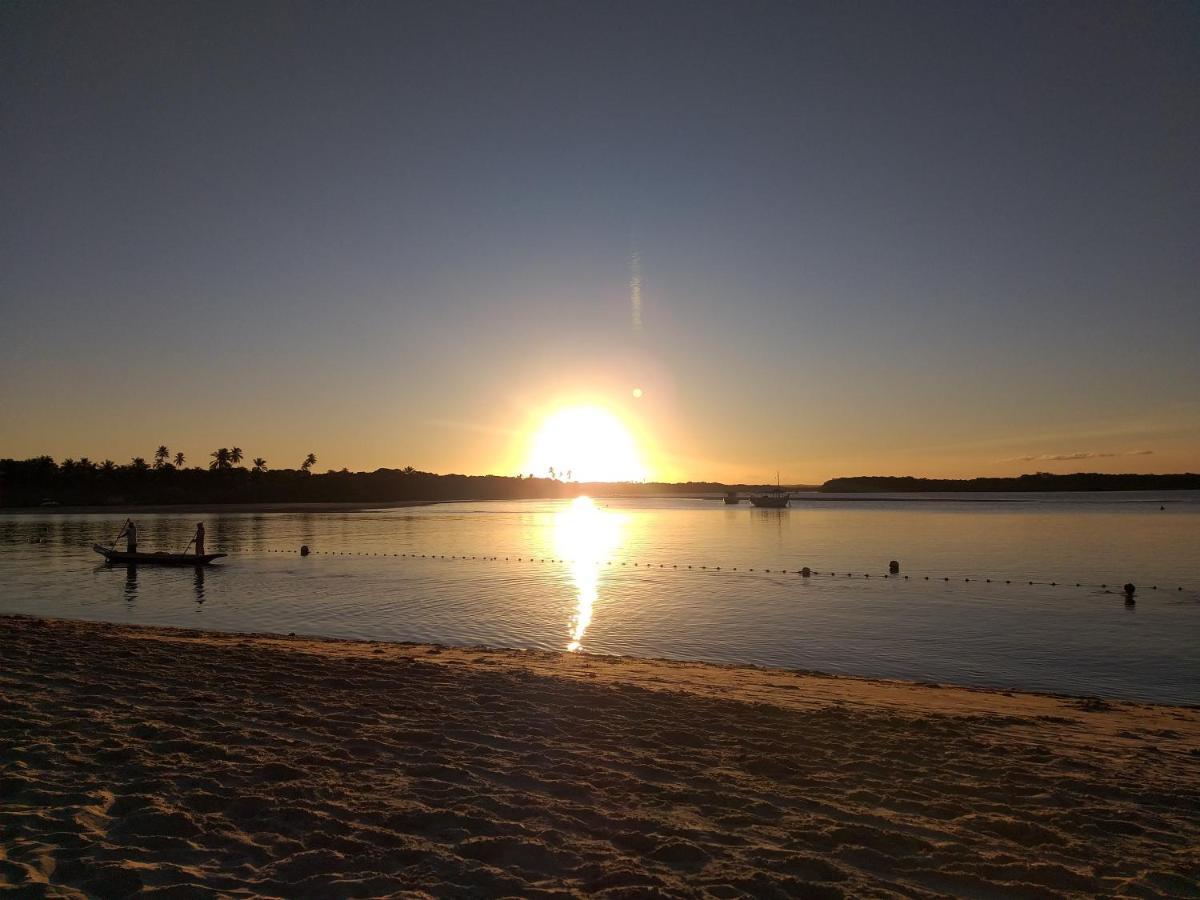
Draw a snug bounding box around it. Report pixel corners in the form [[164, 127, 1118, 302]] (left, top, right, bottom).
[[154, 445, 169, 468], [210, 448, 231, 470], [252, 457, 267, 472], [301, 452, 317, 473], [174, 452, 185, 468], [230, 447, 244, 467], [100, 460, 116, 475]]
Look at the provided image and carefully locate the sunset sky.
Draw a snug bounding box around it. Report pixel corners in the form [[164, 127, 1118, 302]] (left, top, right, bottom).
[[3, 1, 1197, 483]]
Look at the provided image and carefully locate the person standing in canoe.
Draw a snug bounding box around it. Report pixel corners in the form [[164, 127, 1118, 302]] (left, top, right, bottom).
[[193, 522, 205, 557], [117, 519, 137, 554]]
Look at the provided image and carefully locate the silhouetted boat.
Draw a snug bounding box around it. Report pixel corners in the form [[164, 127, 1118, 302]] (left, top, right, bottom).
[[749, 473, 790, 508], [723, 492, 742, 504], [93, 544, 226, 566], [749, 493, 789, 508]]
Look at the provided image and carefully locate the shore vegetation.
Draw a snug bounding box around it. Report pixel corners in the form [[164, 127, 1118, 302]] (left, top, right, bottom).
[[1, 453, 1196, 508]]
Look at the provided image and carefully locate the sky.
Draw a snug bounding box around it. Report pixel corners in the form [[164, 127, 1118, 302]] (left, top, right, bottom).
[[2, 0, 1197, 483]]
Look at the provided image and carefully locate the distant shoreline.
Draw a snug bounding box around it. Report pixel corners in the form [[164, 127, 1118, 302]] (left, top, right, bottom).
[[5, 459, 1198, 509], [2, 489, 1194, 515], [0, 499, 444, 516], [793, 493, 1191, 503], [821, 473, 1200, 493]]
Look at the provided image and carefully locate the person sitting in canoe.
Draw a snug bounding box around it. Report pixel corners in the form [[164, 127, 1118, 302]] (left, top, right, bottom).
[[193, 522, 206, 556], [117, 519, 137, 554]]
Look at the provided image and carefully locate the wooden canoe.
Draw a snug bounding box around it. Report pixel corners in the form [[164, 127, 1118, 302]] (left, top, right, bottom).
[[93, 544, 226, 566]]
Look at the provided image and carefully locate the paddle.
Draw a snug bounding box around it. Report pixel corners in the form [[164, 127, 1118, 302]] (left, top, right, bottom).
[[109, 520, 130, 551]]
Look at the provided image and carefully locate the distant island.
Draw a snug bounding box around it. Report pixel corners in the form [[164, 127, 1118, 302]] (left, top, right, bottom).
[[1, 453, 1197, 508], [820, 473, 1200, 492]]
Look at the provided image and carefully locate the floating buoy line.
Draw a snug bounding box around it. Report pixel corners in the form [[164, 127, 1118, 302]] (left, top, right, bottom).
[[251, 548, 1191, 595]]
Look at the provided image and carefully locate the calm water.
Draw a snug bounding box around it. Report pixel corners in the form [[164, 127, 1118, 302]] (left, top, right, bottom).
[[2, 493, 1198, 703]]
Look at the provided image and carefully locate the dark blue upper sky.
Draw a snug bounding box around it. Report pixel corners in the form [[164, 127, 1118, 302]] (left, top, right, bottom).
[[2, 1, 1197, 479]]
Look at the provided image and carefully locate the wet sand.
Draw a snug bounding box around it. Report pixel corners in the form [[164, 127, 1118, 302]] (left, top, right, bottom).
[[2, 616, 1198, 898]]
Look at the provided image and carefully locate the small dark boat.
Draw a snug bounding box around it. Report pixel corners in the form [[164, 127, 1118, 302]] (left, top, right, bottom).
[[749, 493, 790, 508], [93, 544, 226, 566], [723, 492, 742, 505], [749, 471, 790, 508]]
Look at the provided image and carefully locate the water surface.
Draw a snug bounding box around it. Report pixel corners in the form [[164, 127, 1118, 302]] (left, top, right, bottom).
[[2, 493, 1197, 703]]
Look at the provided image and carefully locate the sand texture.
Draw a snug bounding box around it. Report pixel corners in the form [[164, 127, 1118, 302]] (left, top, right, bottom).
[[2, 616, 1198, 898]]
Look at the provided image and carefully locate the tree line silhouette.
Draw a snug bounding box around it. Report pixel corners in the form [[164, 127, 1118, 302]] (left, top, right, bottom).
[[0, 447, 324, 507], [0, 449, 731, 507], [2, 452, 1195, 508]]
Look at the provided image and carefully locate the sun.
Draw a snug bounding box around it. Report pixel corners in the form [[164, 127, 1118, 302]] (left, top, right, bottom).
[[525, 406, 647, 482]]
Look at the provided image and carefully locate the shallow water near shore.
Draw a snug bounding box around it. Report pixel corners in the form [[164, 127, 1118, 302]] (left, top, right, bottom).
[[2, 493, 1198, 703]]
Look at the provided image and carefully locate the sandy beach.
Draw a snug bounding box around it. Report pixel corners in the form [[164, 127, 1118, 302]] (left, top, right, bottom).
[[2, 616, 1197, 898]]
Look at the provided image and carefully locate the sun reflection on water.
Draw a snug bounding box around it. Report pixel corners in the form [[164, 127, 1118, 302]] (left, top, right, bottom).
[[554, 496, 623, 652]]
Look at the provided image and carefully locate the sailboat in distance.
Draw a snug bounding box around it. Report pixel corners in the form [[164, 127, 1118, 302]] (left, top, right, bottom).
[[749, 472, 790, 508]]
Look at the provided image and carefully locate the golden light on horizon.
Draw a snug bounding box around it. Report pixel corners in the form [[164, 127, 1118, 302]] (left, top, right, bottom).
[[555, 496, 623, 652], [524, 405, 647, 483]]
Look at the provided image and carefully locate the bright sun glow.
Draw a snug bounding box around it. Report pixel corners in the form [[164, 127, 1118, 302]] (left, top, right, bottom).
[[525, 406, 647, 482]]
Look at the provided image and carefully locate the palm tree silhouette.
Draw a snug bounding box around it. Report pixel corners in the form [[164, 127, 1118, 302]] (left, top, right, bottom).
[[154, 445, 169, 468], [252, 457, 267, 472], [174, 452, 185, 468], [230, 447, 244, 467], [210, 448, 231, 470], [301, 453, 317, 473]]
